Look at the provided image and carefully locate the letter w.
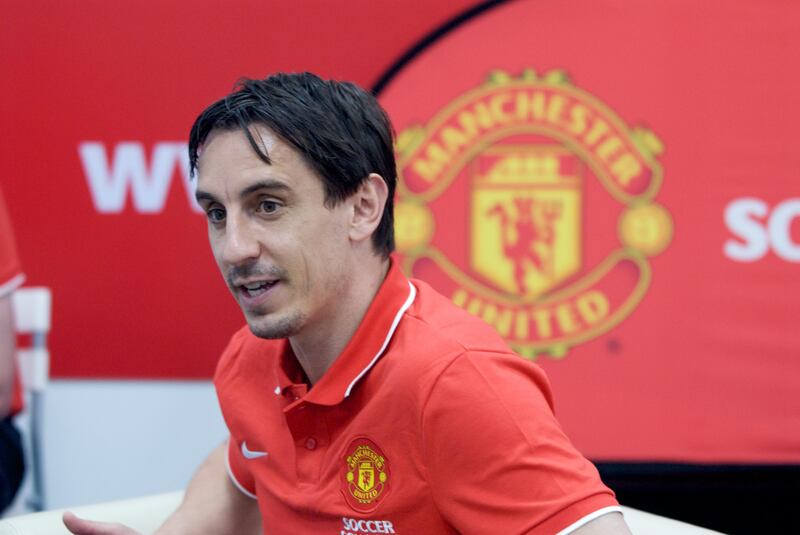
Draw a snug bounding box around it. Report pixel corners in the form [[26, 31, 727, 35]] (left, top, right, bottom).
[[79, 142, 194, 213]]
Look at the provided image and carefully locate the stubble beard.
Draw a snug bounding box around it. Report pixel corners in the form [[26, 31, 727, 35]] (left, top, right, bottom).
[[247, 309, 307, 340]]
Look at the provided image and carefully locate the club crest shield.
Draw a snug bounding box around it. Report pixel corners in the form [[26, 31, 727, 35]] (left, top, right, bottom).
[[341, 437, 390, 512], [471, 146, 582, 298]]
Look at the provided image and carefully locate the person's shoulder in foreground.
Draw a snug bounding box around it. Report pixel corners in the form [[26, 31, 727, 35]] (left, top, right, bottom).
[[0, 184, 26, 513], [0, 185, 25, 296]]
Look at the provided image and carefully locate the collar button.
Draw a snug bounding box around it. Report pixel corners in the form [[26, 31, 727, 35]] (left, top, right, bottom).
[[305, 437, 317, 450]]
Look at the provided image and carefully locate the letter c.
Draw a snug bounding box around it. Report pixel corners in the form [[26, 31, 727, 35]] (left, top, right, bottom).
[[769, 199, 800, 262]]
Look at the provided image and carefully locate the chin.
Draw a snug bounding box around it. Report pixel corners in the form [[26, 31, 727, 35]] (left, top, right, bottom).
[[247, 311, 306, 340]]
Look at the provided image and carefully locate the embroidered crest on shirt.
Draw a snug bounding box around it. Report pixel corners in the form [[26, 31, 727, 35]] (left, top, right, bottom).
[[342, 437, 390, 512]]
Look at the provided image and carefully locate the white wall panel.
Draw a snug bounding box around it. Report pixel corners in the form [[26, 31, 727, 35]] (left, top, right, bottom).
[[9, 380, 226, 513]]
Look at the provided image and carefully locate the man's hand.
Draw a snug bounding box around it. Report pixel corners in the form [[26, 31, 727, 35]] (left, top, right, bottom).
[[62, 511, 142, 535]]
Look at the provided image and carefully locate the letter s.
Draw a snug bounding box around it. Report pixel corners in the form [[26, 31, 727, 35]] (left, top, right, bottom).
[[724, 198, 769, 262]]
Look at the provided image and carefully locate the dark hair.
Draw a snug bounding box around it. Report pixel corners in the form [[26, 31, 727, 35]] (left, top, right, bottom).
[[188, 72, 396, 257]]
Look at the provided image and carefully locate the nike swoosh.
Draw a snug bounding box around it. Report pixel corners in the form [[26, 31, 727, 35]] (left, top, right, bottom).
[[241, 441, 268, 459]]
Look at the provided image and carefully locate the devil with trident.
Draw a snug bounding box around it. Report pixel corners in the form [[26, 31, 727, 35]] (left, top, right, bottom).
[[487, 198, 561, 295]]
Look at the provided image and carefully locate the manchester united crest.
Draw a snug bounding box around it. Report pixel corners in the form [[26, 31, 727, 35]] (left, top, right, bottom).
[[341, 437, 390, 512], [393, 69, 673, 358]]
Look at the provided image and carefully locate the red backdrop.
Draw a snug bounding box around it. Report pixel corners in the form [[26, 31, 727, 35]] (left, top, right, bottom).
[[1, 0, 480, 377], [2, 0, 798, 463]]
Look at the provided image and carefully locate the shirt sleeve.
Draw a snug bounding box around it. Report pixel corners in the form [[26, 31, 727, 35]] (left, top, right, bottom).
[[214, 327, 259, 499], [226, 437, 257, 499], [421, 351, 618, 535]]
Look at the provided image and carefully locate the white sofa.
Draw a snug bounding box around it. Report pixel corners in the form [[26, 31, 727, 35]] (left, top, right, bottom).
[[0, 492, 722, 534], [0, 493, 182, 535]]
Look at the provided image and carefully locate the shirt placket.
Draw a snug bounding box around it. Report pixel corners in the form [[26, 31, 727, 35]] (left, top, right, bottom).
[[283, 383, 331, 484]]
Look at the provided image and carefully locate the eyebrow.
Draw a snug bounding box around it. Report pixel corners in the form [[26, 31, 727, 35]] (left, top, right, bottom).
[[195, 179, 292, 205]]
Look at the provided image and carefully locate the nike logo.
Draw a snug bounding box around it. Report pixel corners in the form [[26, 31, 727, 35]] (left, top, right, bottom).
[[241, 441, 268, 459]]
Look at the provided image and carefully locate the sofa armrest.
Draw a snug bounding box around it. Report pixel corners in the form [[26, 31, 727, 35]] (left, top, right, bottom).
[[0, 491, 183, 535], [620, 506, 723, 534]]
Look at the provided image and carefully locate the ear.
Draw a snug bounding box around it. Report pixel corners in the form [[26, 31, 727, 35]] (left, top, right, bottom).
[[349, 173, 389, 245]]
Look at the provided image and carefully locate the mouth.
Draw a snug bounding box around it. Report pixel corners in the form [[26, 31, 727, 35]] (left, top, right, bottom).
[[235, 279, 279, 306]]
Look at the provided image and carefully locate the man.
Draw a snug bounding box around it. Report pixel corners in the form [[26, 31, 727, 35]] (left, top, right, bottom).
[[0, 185, 26, 513], [64, 73, 631, 534]]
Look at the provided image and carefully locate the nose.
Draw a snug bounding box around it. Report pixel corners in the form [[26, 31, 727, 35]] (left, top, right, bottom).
[[221, 213, 261, 266]]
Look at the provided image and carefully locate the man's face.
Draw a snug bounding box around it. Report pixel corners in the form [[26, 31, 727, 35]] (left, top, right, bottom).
[[195, 126, 353, 339]]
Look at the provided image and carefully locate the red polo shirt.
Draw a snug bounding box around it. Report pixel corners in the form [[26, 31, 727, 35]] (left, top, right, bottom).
[[0, 186, 24, 416], [215, 260, 619, 534]]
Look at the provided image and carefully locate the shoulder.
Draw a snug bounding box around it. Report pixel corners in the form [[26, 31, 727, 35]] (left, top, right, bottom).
[[382, 279, 554, 410], [401, 278, 513, 356], [376, 278, 517, 391], [421, 349, 556, 437], [395, 283, 560, 447], [0, 272, 24, 298], [0, 190, 23, 295]]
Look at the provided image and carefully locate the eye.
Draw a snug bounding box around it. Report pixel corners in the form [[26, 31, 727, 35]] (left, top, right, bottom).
[[206, 207, 226, 223], [258, 200, 281, 214]]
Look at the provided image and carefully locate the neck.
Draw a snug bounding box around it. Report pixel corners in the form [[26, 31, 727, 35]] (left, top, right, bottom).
[[289, 255, 390, 385]]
